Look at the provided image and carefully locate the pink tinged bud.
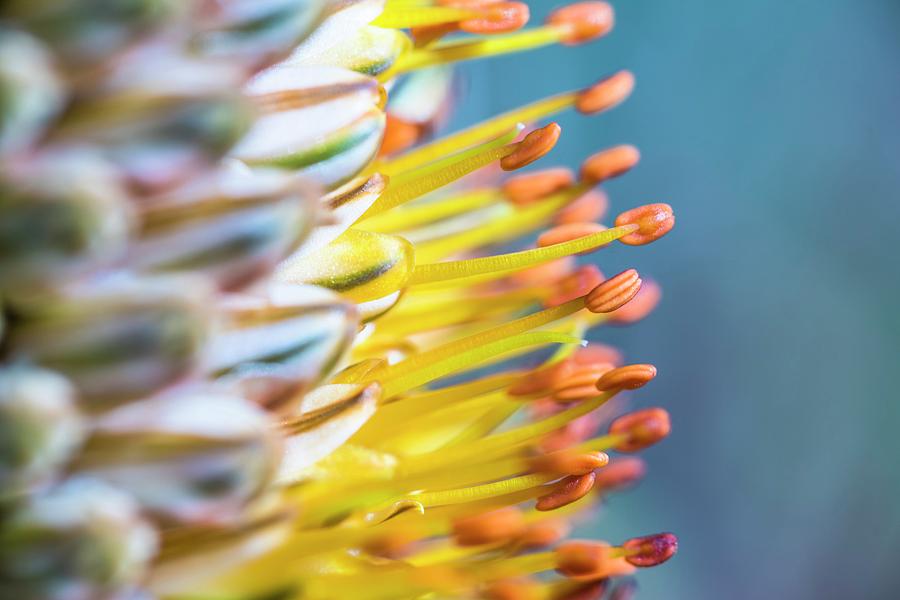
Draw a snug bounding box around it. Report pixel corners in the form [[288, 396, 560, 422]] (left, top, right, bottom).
[[595, 364, 657, 392], [622, 532, 678, 567], [535, 471, 595, 511], [547, 2, 615, 46], [615, 203, 675, 245], [585, 269, 642, 313], [608, 408, 671, 452]]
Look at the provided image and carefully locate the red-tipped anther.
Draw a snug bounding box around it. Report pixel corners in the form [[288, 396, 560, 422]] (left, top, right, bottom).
[[573, 344, 623, 368], [594, 364, 657, 392], [537, 222, 607, 254], [461, 1, 530, 34], [380, 114, 422, 157], [502, 167, 574, 206], [483, 578, 542, 600], [585, 269, 642, 314], [452, 507, 526, 546], [575, 71, 634, 114], [535, 471, 596, 511], [551, 362, 615, 403], [615, 203, 675, 246], [546, 2, 615, 45], [530, 449, 609, 476], [501, 123, 561, 171], [622, 533, 678, 567], [555, 541, 613, 578], [580, 145, 640, 183], [609, 279, 661, 324], [608, 408, 671, 452], [593, 457, 646, 491], [517, 518, 570, 549], [545, 264, 604, 308], [556, 189, 608, 225]]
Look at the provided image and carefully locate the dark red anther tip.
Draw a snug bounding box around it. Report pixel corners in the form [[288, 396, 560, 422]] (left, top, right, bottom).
[[622, 532, 678, 567]]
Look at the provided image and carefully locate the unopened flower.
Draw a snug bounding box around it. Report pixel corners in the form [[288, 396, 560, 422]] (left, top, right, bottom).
[[0, 2, 680, 598]]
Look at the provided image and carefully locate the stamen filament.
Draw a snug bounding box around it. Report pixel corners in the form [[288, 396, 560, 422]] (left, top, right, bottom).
[[373, 6, 479, 29], [360, 189, 503, 233]]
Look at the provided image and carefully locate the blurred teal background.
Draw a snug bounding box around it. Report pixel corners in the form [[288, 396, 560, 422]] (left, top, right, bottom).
[[449, 1, 900, 598]]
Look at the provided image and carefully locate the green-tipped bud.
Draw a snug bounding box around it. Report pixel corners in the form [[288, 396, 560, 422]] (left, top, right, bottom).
[[0, 367, 84, 497], [0, 477, 158, 600], [131, 166, 319, 291], [191, 0, 327, 69], [232, 64, 386, 188], [75, 392, 280, 525], [209, 283, 358, 412], [1, 0, 187, 71], [0, 153, 133, 293], [49, 48, 254, 193], [0, 29, 65, 157], [6, 276, 212, 410]]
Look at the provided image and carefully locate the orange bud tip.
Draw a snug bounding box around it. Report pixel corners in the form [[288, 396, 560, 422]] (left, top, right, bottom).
[[609, 279, 661, 324], [585, 269, 642, 313], [461, 2, 530, 34], [517, 518, 571, 549], [580, 145, 640, 183], [622, 533, 678, 567], [608, 408, 671, 452], [545, 264, 604, 308], [501, 123, 561, 171], [556, 189, 608, 225], [483, 578, 542, 600], [575, 71, 634, 114], [535, 471, 595, 511], [502, 167, 574, 206], [594, 363, 657, 392], [555, 541, 612, 577], [593, 457, 646, 491], [614, 203, 675, 245], [452, 507, 526, 546], [547, 2, 615, 45], [537, 222, 607, 253], [530, 449, 608, 476]]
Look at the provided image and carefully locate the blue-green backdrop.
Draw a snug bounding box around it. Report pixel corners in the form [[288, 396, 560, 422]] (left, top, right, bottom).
[[447, 1, 900, 598]]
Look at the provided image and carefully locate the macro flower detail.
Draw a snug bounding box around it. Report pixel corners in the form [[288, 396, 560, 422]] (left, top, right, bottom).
[[0, 2, 679, 599]]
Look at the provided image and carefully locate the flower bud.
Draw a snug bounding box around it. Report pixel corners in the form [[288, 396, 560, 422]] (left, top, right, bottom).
[[0, 367, 84, 496], [0, 477, 158, 600], [0, 29, 65, 157], [614, 203, 675, 246], [6, 276, 212, 410], [209, 284, 358, 412], [131, 167, 319, 291], [622, 533, 678, 567], [79, 391, 280, 525], [0, 153, 132, 293], [608, 408, 671, 452], [233, 64, 386, 188]]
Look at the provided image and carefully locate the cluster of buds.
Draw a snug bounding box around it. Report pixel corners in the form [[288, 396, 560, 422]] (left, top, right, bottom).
[[0, 1, 677, 599]]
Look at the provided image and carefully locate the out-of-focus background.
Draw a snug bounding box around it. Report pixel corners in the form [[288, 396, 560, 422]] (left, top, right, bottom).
[[450, 1, 900, 598]]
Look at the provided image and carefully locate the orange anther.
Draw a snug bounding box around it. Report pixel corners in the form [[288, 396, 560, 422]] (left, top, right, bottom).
[[483, 578, 542, 600], [622, 532, 678, 567], [552, 363, 615, 403], [585, 269, 642, 313], [502, 167, 574, 206], [609, 279, 661, 324], [452, 507, 526, 546], [580, 145, 640, 183], [555, 541, 613, 577], [517, 518, 571, 549], [537, 222, 607, 253], [594, 364, 657, 392], [608, 408, 670, 452], [461, 1, 530, 34], [535, 471, 596, 511], [546, 2, 615, 45], [556, 189, 608, 225], [614, 203, 675, 245], [500, 123, 561, 171], [545, 264, 604, 308], [530, 449, 609, 476], [575, 71, 634, 114], [593, 457, 646, 491]]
